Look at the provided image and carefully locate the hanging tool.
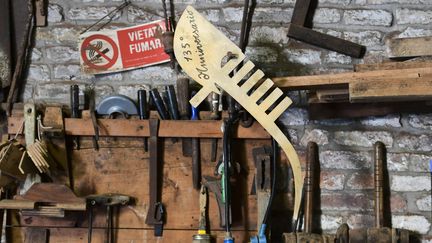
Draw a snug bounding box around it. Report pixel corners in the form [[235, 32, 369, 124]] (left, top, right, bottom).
[[150, 88, 177, 144], [5, 0, 35, 116], [138, 90, 149, 152], [304, 142, 317, 234], [250, 145, 272, 242], [166, 85, 180, 120], [85, 88, 99, 151], [70, 85, 80, 149], [191, 96, 201, 190], [86, 193, 131, 243], [209, 93, 220, 162], [236, 0, 257, 128], [150, 88, 170, 120], [374, 141, 388, 228], [287, 0, 365, 57], [221, 118, 237, 243], [250, 139, 278, 243], [203, 176, 231, 228], [145, 119, 165, 236], [80, 0, 131, 34], [161, 0, 176, 68], [176, 77, 192, 156], [96, 95, 138, 118], [192, 185, 212, 243]]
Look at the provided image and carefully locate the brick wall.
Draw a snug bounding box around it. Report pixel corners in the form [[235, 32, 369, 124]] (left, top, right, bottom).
[[24, 0, 432, 240]]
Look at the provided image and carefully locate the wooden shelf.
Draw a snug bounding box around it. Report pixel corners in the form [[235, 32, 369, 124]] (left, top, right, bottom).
[[8, 117, 271, 139]]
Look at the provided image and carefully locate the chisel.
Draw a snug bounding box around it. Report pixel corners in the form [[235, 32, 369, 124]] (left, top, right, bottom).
[[176, 77, 192, 156], [137, 90, 148, 152], [149, 88, 170, 120]]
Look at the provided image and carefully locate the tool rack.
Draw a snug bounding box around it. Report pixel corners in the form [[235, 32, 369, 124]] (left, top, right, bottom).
[[5, 109, 296, 243]]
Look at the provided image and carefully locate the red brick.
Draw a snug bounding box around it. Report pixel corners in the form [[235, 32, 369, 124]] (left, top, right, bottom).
[[390, 194, 407, 212], [320, 171, 345, 190], [321, 193, 372, 211], [346, 172, 374, 189]]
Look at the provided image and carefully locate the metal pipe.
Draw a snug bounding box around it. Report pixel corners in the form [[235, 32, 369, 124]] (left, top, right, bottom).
[[374, 141, 385, 228], [304, 141, 317, 233]]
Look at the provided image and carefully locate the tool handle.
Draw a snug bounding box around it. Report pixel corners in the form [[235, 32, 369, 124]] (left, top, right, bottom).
[[166, 85, 180, 120], [176, 77, 190, 120], [150, 88, 170, 120], [191, 105, 199, 120], [137, 90, 148, 120], [191, 100, 200, 189], [70, 85, 80, 118]]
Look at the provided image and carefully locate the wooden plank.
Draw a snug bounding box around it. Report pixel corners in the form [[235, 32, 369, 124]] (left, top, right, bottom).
[[349, 77, 432, 102], [386, 37, 432, 58], [8, 117, 271, 139], [287, 23, 365, 58], [0, 199, 35, 210], [24, 228, 48, 243], [273, 67, 432, 90], [354, 61, 432, 72], [308, 101, 432, 120], [32, 227, 255, 243], [315, 89, 349, 102], [15, 183, 85, 205]]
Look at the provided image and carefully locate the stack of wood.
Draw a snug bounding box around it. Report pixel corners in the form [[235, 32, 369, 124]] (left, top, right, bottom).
[[273, 36, 432, 119]]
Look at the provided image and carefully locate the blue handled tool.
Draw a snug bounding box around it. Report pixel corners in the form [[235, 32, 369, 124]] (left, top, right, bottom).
[[191, 92, 201, 189]]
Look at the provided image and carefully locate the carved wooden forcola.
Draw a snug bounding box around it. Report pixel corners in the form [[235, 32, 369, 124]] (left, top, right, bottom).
[[173, 6, 303, 221]]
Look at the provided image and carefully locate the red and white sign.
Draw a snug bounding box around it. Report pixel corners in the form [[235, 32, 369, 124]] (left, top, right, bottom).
[[79, 20, 170, 74]]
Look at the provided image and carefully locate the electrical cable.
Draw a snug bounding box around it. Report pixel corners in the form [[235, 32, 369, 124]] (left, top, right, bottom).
[[222, 118, 232, 234]]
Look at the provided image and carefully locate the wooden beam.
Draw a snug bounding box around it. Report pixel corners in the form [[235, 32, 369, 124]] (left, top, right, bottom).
[[291, 0, 313, 25], [354, 61, 432, 72], [349, 77, 432, 102], [386, 37, 432, 58], [308, 101, 432, 120], [8, 117, 271, 139], [273, 67, 432, 90], [315, 89, 349, 102], [287, 23, 365, 58]]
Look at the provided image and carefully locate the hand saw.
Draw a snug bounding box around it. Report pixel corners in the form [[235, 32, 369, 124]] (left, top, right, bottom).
[[173, 6, 304, 221]]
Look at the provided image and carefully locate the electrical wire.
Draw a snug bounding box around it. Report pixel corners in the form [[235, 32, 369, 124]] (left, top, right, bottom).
[[79, 0, 130, 34], [222, 119, 232, 234]]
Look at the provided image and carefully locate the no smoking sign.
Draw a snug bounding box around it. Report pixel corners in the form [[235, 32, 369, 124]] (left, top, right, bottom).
[[79, 20, 170, 75], [81, 34, 119, 70]]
